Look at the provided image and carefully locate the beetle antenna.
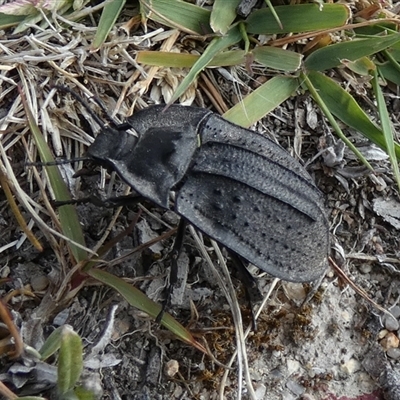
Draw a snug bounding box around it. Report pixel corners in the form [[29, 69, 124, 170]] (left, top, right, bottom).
[[52, 85, 120, 130], [26, 156, 91, 167]]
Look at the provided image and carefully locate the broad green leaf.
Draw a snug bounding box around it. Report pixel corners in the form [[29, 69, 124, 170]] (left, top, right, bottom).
[[57, 327, 83, 394], [20, 88, 87, 262], [371, 69, 400, 191], [307, 71, 400, 159], [253, 46, 302, 72], [139, 0, 211, 35], [137, 49, 246, 68], [91, 0, 126, 51], [305, 33, 400, 71], [168, 25, 242, 105], [223, 76, 299, 127], [211, 0, 241, 34], [88, 269, 207, 353], [246, 4, 349, 34]]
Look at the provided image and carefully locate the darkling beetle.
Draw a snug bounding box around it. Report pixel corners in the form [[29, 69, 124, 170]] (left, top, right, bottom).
[[53, 87, 330, 318]]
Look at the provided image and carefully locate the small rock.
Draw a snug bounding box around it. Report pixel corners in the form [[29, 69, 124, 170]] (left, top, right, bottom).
[[282, 282, 307, 302], [383, 313, 400, 331], [164, 359, 179, 377], [162, 210, 179, 225], [341, 358, 361, 375], [53, 309, 69, 326], [286, 380, 305, 396], [270, 368, 284, 380], [287, 359, 301, 375], [358, 264, 372, 274], [281, 390, 297, 400], [378, 329, 389, 339], [390, 306, 400, 319], [380, 332, 399, 350], [253, 382, 267, 400], [30, 275, 49, 291], [387, 347, 400, 360], [300, 395, 316, 400]]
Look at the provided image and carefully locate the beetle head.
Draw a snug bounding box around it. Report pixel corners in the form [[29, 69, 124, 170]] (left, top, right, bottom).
[[86, 125, 139, 168]]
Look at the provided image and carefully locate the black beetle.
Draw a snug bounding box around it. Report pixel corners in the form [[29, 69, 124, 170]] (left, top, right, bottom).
[[82, 103, 329, 284]]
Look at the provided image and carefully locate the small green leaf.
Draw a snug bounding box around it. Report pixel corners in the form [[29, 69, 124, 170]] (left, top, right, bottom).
[[223, 76, 299, 127], [40, 326, 64, 360], [246, 4, 349, 34], [211, 0, 241, 34], [342, 56, 376, 76], [58, 326, 83, 395], [305, 33, 400, 71]]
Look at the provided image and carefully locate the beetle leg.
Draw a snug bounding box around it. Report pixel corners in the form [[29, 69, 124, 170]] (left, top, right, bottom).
[[230, 252, 262, 331], [156, 218, 187, 323], [53, 194, 145, 208]]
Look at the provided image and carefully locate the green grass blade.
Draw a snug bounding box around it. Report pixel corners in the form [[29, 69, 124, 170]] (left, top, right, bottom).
[[139, 0, 211, 35], [371, 69, 400, 191], [305, 33, 400, 71], [20, 89, 87, 262], [91, 0, 126, 51], [253, 46, 302, 72], [168, 25, 242, 105], [306, 71, 400, 159], [211, 0, 241, 34], [88, 269, 207, 353], [302, 72, 373, 169], [264, 0, 283, 30], [223, 76, 299, 127], [246, 4, 349, 34]]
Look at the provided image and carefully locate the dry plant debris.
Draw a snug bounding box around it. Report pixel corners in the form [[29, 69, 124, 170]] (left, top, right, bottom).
[[0, 1, 399, 399]]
